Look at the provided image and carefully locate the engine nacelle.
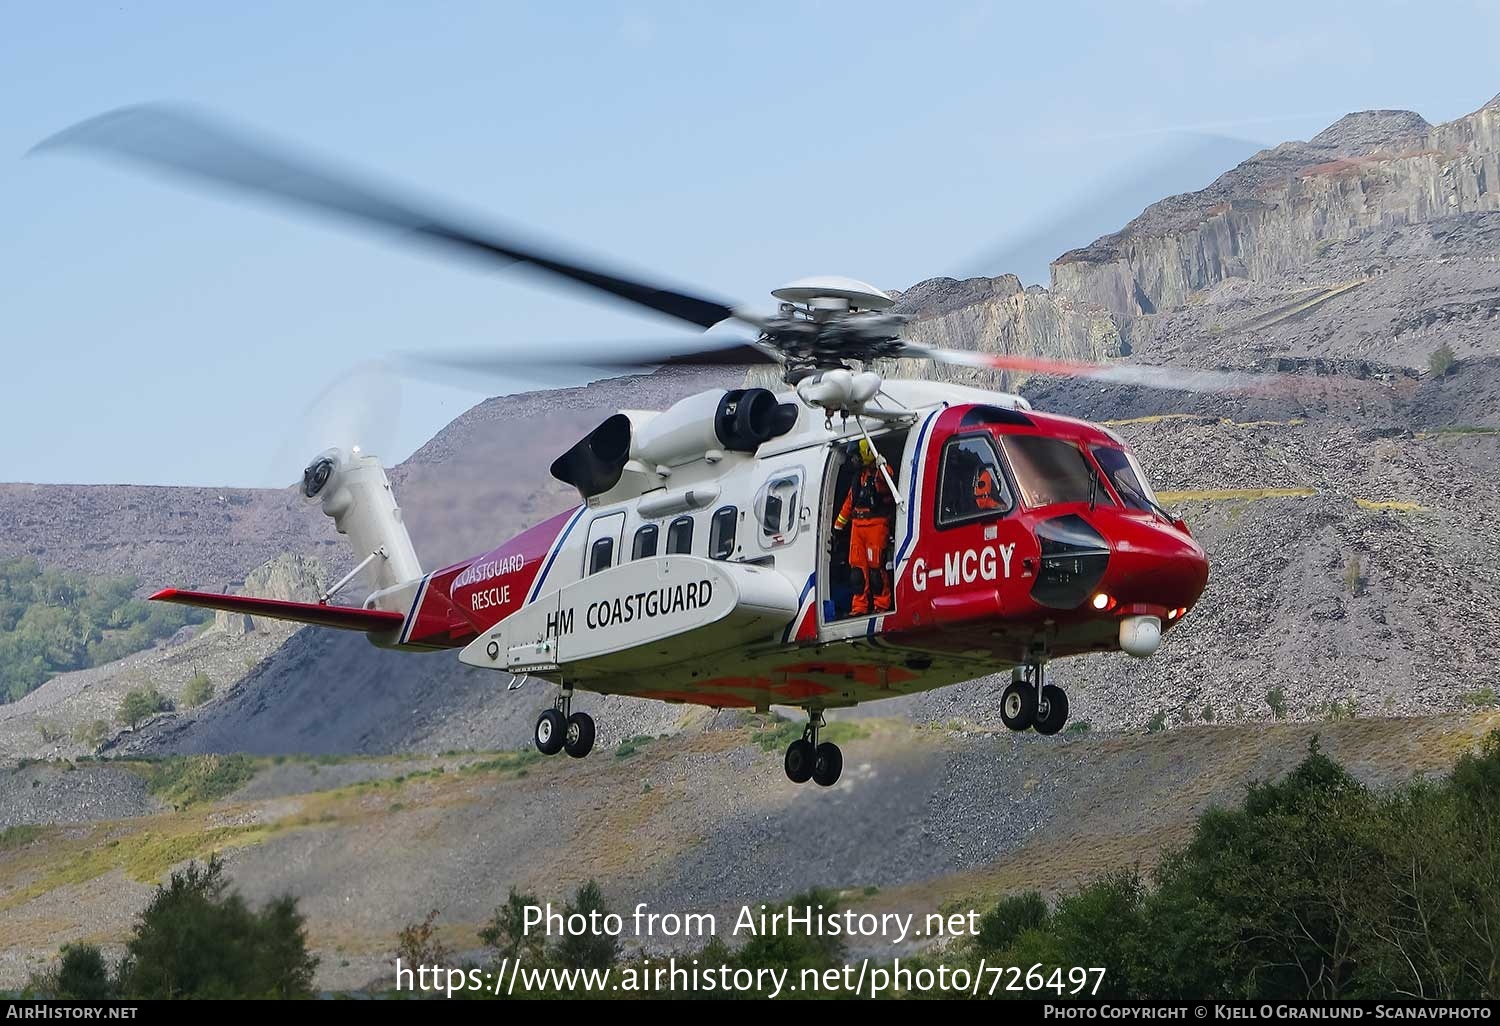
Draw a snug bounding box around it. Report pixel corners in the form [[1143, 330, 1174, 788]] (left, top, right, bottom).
[[631, 388, 796, 470], [302, 448, 423, 603], [551, 390, 798, 499]]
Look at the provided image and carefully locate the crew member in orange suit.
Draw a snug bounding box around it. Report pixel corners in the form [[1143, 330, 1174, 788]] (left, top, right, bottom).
[[974, 466, 1003, 511], [834, 439, 896, 615]]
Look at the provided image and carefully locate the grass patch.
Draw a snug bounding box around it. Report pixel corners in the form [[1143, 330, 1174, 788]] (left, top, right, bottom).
[[142, 755, 257, 807], [1415, 425, 1500, 437], [461, 750, 541, 776], [1355, 499, 1426, 512], [615, 735, 658, 760], [749, 716, 871, 752], [0, 821, 272, 914], [1461, 688, 1497, 708], [1155, 487, 1316, 503], [0, 824, 44, 851]]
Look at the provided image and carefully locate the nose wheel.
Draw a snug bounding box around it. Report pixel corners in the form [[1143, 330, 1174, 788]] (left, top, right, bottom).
[[1001, 664, 1069, 735], [784, 711, 842, 787], [534, 689, 594, 758]]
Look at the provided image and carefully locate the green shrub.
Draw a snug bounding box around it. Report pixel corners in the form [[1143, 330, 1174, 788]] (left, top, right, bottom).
[[118, 688, 171, 729], [1266, 687, 1288, 721], [73, 719, 110, 749], [182, 672, 214, 708], [1428, 342, 1457, 377], [976, 891, 1049, 954], [1147, 710, 1167, 733]]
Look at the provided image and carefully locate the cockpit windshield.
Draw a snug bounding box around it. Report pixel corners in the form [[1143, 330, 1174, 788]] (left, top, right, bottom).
[[1092, 445, 1166, 516]]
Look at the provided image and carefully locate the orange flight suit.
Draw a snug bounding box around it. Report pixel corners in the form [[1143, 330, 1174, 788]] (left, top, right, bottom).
[[974, 467, 1002, 511], [836, 464, 895, 614]]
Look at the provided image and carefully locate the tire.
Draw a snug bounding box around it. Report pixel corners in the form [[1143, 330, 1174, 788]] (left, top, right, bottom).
[[812, 742, 843, 787], [784, 738, 815, 784], [534, 709, 566, 756], [1033, 685, 1070, 736], [564, 712, 595, 758], [1000, 681, 1038, 731]]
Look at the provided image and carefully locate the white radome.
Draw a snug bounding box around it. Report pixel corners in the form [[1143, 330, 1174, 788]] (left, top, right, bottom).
[[771, 276, 895, 311]]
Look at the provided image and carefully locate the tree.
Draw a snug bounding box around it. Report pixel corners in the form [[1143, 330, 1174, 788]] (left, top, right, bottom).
[[28, 943, 114, 999], [556, 880, 619, 973], [396, 909, 451, 970], [480, 887, 547, 964], [115, 855, 317, 999]]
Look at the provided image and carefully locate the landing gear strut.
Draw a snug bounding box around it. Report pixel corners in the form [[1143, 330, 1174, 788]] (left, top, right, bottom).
[[534, 688, 594, 758], [785, 710, 842, 787], [1000, 663, 1069, 735]]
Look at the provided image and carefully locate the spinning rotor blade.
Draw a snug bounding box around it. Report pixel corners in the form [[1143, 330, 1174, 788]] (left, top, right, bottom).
[[404, 337, 781, 378], [906, 345, 1301, 396], [33, 104, 752, 331]]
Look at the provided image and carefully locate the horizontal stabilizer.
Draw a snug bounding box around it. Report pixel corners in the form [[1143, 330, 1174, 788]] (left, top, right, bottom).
[[150, 588, 406, 633]]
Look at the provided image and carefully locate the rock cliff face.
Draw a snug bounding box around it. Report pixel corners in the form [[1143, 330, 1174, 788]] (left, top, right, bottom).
[[884, 276, 1123, 390], [1051, 99, 1500, 315]]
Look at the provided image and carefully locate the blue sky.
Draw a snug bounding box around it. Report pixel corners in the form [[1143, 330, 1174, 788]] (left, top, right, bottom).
[[3, 1, 1498, 486]]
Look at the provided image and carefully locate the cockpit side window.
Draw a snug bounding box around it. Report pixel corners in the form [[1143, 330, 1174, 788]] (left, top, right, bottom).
[[937, 434, 1013, 527], [1092, 445, 1161, 514]]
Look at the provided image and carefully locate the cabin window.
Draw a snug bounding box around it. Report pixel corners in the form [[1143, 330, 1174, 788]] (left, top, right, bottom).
[[756, 472, 802, 547], [588, 536, 614, 575], [937, 434, 1013, 527], [632, 524, 659, 560], [998, 435, 1096, 509], [709, 506, 737, 560], [666, 515, 695, 555]]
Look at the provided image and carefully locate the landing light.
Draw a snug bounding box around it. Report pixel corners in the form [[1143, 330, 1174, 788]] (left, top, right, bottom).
[[1091, 592, 1111, 610]]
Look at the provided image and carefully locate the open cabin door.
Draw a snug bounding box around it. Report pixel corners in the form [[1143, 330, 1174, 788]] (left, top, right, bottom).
[[816, 426, 912, 641]]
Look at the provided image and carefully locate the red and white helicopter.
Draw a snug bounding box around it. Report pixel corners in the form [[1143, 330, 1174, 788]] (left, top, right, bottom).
[[42, 107, 1229, 786]]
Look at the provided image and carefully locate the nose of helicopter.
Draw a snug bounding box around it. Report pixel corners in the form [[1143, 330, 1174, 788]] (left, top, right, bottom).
[[1102, 517, 1210, 622]]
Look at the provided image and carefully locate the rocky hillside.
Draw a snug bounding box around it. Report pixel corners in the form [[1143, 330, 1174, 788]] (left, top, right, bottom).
[[1052, 96, 1500, 319], [2, 710, 1495, 991]]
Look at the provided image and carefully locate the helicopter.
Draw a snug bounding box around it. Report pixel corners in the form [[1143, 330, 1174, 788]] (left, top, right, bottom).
[[39, 106, 1229, 787]]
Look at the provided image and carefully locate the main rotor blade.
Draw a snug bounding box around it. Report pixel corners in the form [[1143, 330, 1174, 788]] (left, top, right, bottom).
[[33, 104, 750, 331], [907, 344, 1304, 395], [403, 337, 781, 378]]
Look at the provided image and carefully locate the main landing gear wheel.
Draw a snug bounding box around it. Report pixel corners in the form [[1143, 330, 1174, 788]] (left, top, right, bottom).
[[784, 739, 815, 783], [785, 710, 843, 787], [1000, 680, 1038, 731], [564, 712, 595, 758], [812, 742, 843, 788], [534, 708, 566, 756], [1033, 685, 1070, 736]]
